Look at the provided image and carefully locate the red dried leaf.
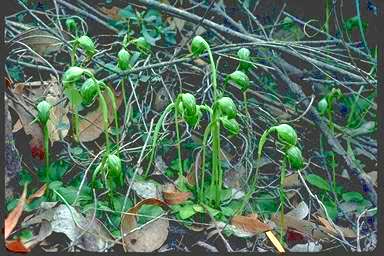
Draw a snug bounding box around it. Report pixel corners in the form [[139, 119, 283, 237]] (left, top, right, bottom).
[[27, 184, 47, 204], [231, 215, 272, 234], [4, 185, 28, 240], [5, 239, 31, 253], [162, 184, 191, 205]]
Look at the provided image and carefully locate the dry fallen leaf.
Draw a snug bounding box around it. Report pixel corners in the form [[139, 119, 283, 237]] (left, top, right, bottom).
[[286, 201, 309, 220], [98, 6, 121, 20], [231, 215, 272, 234], [5, 239, 31, 253], [162, 183, 191, 205], [16, 28, 65, 56], [20, 204, 115, 252], [5, 185, 27, 240], [316, 216, 357, 238], [121, 198, 169, 252], [79, 88, 123, 142], [272, 214, 330, 240], [26, 184, 47, 204]]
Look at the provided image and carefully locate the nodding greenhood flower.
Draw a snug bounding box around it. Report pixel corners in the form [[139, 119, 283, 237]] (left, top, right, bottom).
[[191, 36, 207, 56], [37, 100, 52, 125], [118, 48, 131, 71], [227, 70, 250, 91], [286, 145, 304, 170], [217, 97, 237, 119], [136, 37, 151, 53], [317, 98, 328, 115], [183, 112, 199, 127], [106, 154, 122, 178], [180, 93, 197, 115], [330, 88, 342, 99], [63, 66, 85, 86], [273, 124, 297, 146], [77, 35, 96, 56], [220, 116, 240, 135], [65, 18, 77, 32], [80, 78, 99, 106], [237, 47, 251, 70]]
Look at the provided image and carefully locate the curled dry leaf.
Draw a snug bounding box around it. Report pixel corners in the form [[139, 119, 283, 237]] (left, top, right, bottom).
[[316, 216, 356, 238], [132, 180, 162, 199], [162, 183, 191, 205], [98, 6, 121, 20], [5, 185, 27, 240], [286, 201, 309, 220], [78, 88, 123, 142], [21, 204, 115, 252], [16, 28, 66, 56], [231, 215, 272, 234], [121, 198, 169, 252], [272, 214, 331, 240], [5, 239, 31, 253], [26, 184, 47, 204]]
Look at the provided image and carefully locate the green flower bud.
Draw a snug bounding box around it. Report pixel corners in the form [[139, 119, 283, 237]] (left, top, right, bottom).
[[118, 48, 131, 70], [273, 124, 297, 146], [183, 113, 199, 127], [286, 145, 304, 170], [318, 98, 328, 115], [237, 47, 251, 70], [65, 18, 77, 32], [136, 37, 151, 53], [80, 78, 98, 106], [37, 100, 52, 125], [191, 36, 207, 56], [217, 97, 237, 119], [180, 93, 197, 116], [106, 154, 122, 178], [220, 116, 240, 135], [63, 66, 85, 85], [227, 70, 250, 91], [77, 35, 96, 56]]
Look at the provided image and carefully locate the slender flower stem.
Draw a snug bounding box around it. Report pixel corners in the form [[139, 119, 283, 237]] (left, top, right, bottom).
[[144, 103, 175, 177], [199, 123, 211, 203], [279, 158, 287, 244], [43, 124, 50, 175], [174, 97, 183, 177]]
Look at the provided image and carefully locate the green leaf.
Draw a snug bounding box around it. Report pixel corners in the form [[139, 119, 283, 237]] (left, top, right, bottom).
[[342, 192, 364, 202], [19, 229, 33, 241], [19, 169, 33, 186], [178, 204, 196, 220], [142, 26, 161, 46], [56, 186, 91, 205], [64, 86, 83, 107], [119, 5, 136, 19], [8, 65, 23, 81], [323, 199, 338, 221], [138, 205, 164, 224], [305, 174, 331, 191]]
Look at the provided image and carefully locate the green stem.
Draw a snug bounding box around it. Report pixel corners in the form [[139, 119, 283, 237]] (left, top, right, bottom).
[[199, 123, 212, 203], [73, 105, 80, 142], [97, 87, 110, 154], [43, 124, 49, 174], [144, 103, 175, 177], [202, 41, 218, 100], [105, 85, 120, 150], [174, 97, 183, 177], [279, 158, 287, 244], [238, 128, 273, 214]]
